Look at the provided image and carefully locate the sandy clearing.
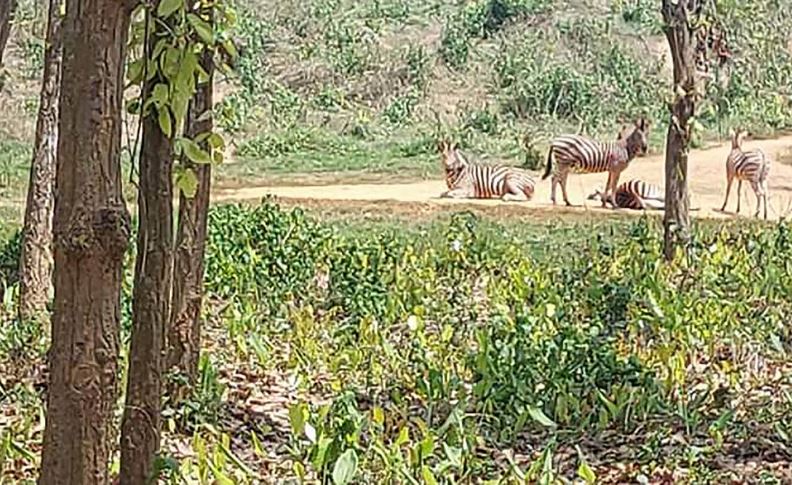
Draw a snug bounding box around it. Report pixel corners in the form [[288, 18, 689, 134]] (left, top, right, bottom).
[[212, 135, 792, 222]]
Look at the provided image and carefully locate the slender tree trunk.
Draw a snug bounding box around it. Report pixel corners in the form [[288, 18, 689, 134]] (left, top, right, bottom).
[[38, 0, 133, 483], [662, 0, 697, 261], [167, 12, 214, 395], [119, 7, 175, 484], [18, 0, 63, 322], [0, 0, 16, 68]]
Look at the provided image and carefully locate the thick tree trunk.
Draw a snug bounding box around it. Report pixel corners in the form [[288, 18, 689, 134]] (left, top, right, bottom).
[[167, 16, 214, 395], [18, 0, 63, 322], [119, 7, 175, 484], [0, 0, 16, 68], [662, 0, 697, 261], [38, 0, 133, 483]]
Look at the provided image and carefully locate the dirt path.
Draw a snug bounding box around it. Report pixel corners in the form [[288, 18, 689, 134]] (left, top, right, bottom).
[[213, 135, 792, 221]]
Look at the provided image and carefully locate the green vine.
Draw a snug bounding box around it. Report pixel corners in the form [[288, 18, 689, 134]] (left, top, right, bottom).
[[126, 0, 238, 197]]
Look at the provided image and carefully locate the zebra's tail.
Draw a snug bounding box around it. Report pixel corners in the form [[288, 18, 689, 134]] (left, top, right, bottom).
[[542, 147, 553, 180]]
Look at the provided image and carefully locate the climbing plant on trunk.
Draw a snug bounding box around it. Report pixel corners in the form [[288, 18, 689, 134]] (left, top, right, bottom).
[[119, 0, 235, 481], [661, 0, 700, 261]]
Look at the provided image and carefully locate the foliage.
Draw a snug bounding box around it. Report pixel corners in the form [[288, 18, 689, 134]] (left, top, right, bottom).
[[198, 201, 792, 481]]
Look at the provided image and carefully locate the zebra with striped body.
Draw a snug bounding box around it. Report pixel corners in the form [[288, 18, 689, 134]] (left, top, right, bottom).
[[438, 140, 535, 201], [543, 118, 650, 207], [588, 179, 665, 210], [720, 129, 770, 219]]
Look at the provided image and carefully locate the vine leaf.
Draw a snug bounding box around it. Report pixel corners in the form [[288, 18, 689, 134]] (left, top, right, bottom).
[[178, 137, 212, 164], [174, 166, 198, 198], [187, 13, 214, 45], [157, 0, 183, 18], [158, 108, 172, 137]]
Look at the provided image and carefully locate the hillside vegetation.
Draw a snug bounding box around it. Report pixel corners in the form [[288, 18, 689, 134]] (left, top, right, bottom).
[[2, 0, 792, 189]]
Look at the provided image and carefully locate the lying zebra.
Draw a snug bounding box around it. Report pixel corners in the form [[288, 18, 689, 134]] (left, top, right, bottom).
[[587, 179, 665, 210], [588, 179, 701, 211], [437, 140, 535, 201], [544, 117, 650, 207]]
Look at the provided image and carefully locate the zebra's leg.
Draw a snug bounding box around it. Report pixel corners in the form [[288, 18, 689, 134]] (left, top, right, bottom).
[[559, 170, 573, 206], [642, 197, 665, 210], [736, 180, 743, 214], [501, 191, 528, 202], [550, 173, 558, 205], [441, 187, 473, 199], [720, 172, 734, 212], [601, 172, 613, 208], [763, 181, 769, 220]]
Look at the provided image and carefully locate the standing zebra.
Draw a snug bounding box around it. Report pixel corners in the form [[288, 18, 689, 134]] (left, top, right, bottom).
[[588, 179, 665, 210], [543, 118, 650, 207], [437, 140, 535, 201], [720, 129, 770, 219]]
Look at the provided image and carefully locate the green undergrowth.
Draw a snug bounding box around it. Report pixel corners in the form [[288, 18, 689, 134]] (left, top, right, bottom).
[[2, 202, 791, 481], [194, 203, 792, 481]]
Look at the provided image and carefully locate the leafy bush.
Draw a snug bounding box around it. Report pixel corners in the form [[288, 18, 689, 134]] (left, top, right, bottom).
[[203, 202, 792, 481], [440, 0, 554, 68]]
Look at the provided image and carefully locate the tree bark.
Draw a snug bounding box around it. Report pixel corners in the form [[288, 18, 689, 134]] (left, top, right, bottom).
[[0, 0, 16, 68], [38, 0, 133, 483], [119, 7, 175, 484], [662, 0, 697, 261], [167, 12, 214, 395], [18, 0, 63, 322]]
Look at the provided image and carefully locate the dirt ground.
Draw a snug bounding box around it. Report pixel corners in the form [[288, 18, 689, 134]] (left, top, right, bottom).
[[213, 135, 792, 222]]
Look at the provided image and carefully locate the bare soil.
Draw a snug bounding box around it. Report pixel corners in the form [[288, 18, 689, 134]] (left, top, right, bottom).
[[213, 135, 792, 222]]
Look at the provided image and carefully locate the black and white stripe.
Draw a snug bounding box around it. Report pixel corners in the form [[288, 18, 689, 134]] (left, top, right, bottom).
[[588, 179, 664, 210], [720, 130, 770, 219], [438, 141, 535, 201], [543, 118, 650, 207]]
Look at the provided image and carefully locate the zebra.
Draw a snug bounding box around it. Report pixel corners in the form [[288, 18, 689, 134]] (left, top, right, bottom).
[[437, 140, 535, 201], [543, 118, 650, 207], [588, 179, 665, 210], [720, 129, 770, 219]]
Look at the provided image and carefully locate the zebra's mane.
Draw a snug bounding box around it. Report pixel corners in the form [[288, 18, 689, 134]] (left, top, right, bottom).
[[454, 148, 472, 166]]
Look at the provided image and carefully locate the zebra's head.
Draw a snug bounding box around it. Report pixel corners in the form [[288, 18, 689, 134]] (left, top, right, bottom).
[[438, 139, 466, 172], [587, 189, 612, 204], [621, 117, 650, 158], [731, 129, 749, 149]]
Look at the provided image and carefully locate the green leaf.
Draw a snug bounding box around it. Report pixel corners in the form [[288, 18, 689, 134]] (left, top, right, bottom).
[[332, 449, 358, 485], [577, 461, 596, 484], [421, 466, 438, 485], [528, 406, 556, 428], [176, 50, 198, 94], [171, 90, 190, 133], [174, 167, 198, 198], [157, 0, 183, 18], [179, 137, 212, 164], [162, 47, 181, 80], [288, 403, 306, 435], [208, 132, 225, 151], [395, 426, 410, 447], [187, 13, 214, 45], [151, 83, 169, 108], [223, 39, 239, 59], [158, 108, 172, 137], [126, 59, 143, 84], [250, 431, 264, 457], [372, 406, 384, 426]]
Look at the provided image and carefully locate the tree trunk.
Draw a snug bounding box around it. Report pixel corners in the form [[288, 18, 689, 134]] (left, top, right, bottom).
[[167, 13, 214, 395], [119, 7, 175, 484], [38, 0, 133, 483], [0, 0, 16, 68], [662, 0, 697, 261], [18, 0, 63, 323]]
